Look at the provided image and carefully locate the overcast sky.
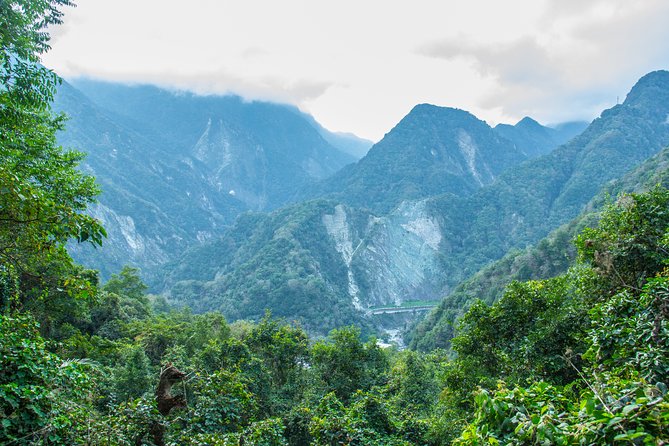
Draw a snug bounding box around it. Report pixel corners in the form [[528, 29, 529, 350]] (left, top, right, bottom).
[[44, 0, 669, 142]]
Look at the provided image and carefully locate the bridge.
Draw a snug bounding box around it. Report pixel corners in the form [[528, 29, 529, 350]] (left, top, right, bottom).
[[369, 305, 437, 315]]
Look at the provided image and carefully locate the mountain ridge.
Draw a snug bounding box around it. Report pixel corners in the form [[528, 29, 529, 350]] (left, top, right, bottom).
[[306, 104, 527, 213], [158, 71, 669, 337], [56, 80, 357, 279]]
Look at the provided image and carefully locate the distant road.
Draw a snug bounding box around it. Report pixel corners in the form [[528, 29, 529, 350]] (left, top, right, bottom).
[[370, 305, 436, 315]]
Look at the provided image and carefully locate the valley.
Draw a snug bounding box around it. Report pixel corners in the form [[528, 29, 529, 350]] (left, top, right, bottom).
[[56, 71, 669, 342], [5, 3, 669, 444]]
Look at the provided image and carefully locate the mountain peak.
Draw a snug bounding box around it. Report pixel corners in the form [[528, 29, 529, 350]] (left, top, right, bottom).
[[624, 70, 669, 109], [308, 103, 527, 213], [408, 103, 474, 119], [398, 104, 483, 133], [515, 116, 542, 129], [631, 69, 669, 88]]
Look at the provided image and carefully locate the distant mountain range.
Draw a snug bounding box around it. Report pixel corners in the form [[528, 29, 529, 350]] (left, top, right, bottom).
[[55, 80, 364, 279], [58, 71, 669, 340], [494, 117, 588, 158], [159, 71, 669, 338], [305, 105, 585, 213]]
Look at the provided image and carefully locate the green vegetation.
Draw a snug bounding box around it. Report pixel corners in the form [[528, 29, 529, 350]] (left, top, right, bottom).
[[309, 104, 527, 214], [0, 0, 105, 312], [2, 2, 669, 444], [410, 142, 669, 352], [5, 174, 669, 444], [448, 186, 669, 444], [164, 200, 380, 336]]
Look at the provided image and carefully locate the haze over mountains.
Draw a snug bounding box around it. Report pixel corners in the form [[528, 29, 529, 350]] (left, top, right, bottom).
[[56, 71, 669, 339], [54, 80, 366, 279]]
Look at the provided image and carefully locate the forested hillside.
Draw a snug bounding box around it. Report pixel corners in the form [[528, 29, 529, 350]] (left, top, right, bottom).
[[54, 79, 357, 280], [160, 70, 669, 340], [410, 142, 669, 351], [2, 2, 668, 445]]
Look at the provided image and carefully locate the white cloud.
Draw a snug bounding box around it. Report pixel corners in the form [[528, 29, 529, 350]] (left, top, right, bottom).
[[418, 0, 669, 125], [43, 0, 669, 140]]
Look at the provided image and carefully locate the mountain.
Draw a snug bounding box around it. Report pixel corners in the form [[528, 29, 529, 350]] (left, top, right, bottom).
[[69, 79, 355, 210], [494, 117, 588, 158], [307, 105, 528, 213], [53, 81, 244, 279], [159, 71, 669, 338], [420, 70, 669, 290], [306, 106, 584, 214], [54, 80, 355, 279], [409, 140, 669, 352]]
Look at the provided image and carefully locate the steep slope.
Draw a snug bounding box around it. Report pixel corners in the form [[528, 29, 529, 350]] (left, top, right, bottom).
[[410, 141, 669, 351], [425, 70, 669, 290], [162, 200, 378, 335], [54, 81, 246, 279], [54, 80, 354, 279], [309, 105, 527, 213], [494, 117, 588, 158], [160, 71, 669, 338], [70, 79, 355, 210]]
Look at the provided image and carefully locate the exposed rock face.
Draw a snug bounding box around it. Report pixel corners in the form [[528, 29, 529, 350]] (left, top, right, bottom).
[[322, 205, 364, 311], [457, 130, 485, 186], [55, 80, 354, 279], [354, 201, 442, 308], [71, 203, 177, 274], [322, 201, 442, 310]]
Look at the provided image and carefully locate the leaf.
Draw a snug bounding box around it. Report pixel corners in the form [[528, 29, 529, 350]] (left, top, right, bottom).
[[622, 404, 637, 416]]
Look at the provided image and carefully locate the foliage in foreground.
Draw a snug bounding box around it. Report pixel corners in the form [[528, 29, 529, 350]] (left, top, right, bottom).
[[451, 187, 669, 445], [2, 0, 669, 444], [4, 188, 669, 445]]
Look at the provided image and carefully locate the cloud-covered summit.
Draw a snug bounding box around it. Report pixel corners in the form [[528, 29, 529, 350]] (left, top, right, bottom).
[[45, 0, 669, 140]]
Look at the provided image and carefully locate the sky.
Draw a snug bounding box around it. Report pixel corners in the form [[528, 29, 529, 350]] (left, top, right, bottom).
[[44, 0, 669, 142]]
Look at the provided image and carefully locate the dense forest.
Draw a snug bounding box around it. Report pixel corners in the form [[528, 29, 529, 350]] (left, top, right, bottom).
[[2, 1, 668, 445]]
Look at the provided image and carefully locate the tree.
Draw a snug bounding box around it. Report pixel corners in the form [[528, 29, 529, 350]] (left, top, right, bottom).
[[246, 313, 309, 415], [0, 313, 95, 444], [103, 266, 148, 301], [100, 265, 151, 322], [312, 326, 388, 403], [576, 186, 669, 294], [0, 0, 105, 312], [451, 188, 669, 445]]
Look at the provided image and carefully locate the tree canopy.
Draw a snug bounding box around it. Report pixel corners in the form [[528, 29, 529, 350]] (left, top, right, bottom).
[[0, 0, 104, 312]]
